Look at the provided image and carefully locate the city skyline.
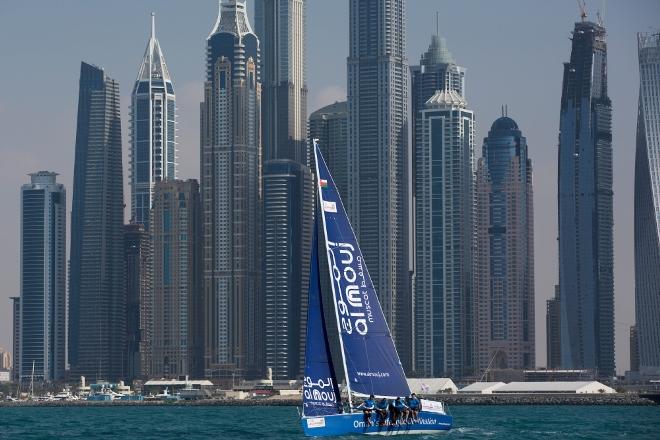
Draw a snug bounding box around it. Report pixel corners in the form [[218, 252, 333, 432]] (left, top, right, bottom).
[[0, 0, 658, 375]]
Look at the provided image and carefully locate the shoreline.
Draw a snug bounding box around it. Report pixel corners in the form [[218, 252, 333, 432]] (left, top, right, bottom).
[[1, 393, 656, 408]]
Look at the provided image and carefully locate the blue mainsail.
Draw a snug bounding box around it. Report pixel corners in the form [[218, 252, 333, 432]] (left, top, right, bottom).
[[302, 222, 342, 416], [314, 143, 411, 398]]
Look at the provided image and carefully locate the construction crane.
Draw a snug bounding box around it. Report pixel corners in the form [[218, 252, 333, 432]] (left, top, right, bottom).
[[576, 0, 587, 21]]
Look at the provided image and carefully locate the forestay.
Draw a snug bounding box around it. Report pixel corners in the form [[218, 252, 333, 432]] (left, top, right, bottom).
[[314, 143, 411, 398]]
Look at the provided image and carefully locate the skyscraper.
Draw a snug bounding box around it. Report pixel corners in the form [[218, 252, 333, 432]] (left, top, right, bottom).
[[69, 62, 126, 381], [255, 0, 307, 164], [634, 32, 660, 377], [411, 35, 465, 152], [130, 13, 177, 228], [262, 161, 313, 379], [124, 223, 152, 381], [557, 19, 614, 377], [11, 297, 20, 382], [347, 0, 411, 371], [151, 180, 203, 378], [255, 0, 313, 380], [309, 101, 348, 198], [546, 285, 561, 369], [20, 172, 66, 382], [414, 89, 475, 378], [474, 115, 535, 374], [201, 0, 263, 380]]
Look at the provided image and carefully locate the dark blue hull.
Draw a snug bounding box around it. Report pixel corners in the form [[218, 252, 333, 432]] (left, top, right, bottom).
[[301, 410, 453, 436]]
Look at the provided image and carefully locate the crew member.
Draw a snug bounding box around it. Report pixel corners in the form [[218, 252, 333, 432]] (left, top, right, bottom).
[[375, 398, 389, 426], [392, 397, 409, 423], [407, 393, 421, 421], [357, 394, 376, 426]]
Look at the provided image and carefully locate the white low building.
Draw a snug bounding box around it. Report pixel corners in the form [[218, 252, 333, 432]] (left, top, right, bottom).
[[492, 381, 615, 394], [407, 378, 458, 395], [459, 382, 506, 394]]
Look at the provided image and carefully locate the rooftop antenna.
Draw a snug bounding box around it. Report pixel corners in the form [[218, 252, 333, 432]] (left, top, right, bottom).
[[436, 11, 439, 37], [151, 12, 156, 39], [501, 105, 504, 117], [576, 0, 587, 21]]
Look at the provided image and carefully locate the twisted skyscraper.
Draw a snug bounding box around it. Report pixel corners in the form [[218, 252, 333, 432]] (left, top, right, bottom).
[[634, 32, 660, 376], [557, 19, 614, 377]]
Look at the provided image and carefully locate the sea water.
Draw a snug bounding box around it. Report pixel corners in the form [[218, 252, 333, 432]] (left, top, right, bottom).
[[0, 405, 658, 439]]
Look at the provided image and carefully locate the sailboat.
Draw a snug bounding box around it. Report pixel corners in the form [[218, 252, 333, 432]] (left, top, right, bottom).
[[300, 142, 453, 436]]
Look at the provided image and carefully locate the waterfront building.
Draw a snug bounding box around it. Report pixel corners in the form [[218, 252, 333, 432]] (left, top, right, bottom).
[[546, 285, 561, 369], [0, 348, 10, 371], [635, 32, 660, 377], [130, 14, 177, 228], [414, 89, 475, 378], [255, 0, 313, 380], [262, 161, 313, 379], [69, 62, 126, 381], [557, 19, 614, 377], [474, 115, 535, 374], [309, 101, 348, 198], [347, 0, 411, 371], [201, 0, 263, 381], [151, 179, 203, 378], [19, 172, 66, 382], [11, 297, 20, 382], [124, 223, 152, 380], [630, 325, 639, 373]]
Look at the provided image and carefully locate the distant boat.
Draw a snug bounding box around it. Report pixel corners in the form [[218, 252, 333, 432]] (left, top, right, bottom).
[[300, 142, 453, 436]]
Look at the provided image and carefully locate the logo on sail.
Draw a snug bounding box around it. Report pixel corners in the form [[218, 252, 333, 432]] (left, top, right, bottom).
[[327, 241, 374, 336], [303, 376, 338, 408]]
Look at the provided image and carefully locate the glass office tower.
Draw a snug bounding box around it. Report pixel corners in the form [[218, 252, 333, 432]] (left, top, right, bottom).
[[20, 172, 66, 382], [69, 62, 125, 381], [557, 20, 614, 377]]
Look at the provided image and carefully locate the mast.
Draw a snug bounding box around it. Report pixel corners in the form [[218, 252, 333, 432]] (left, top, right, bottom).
[[313, 139, 353, 412]]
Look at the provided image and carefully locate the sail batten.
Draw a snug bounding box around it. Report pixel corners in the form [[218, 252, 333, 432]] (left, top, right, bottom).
[[314, 142, 411, 399]]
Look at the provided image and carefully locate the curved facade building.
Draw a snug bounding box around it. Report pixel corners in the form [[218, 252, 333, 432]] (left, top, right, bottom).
[[201, 0, 263, 379], [474, 116, 535, 374], [634, 32, 660, 376]]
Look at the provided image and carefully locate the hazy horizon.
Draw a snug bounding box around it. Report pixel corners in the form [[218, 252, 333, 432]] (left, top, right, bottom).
[[1, 0, 658, 376]]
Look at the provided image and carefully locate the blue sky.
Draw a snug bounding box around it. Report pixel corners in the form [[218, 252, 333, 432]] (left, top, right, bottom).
[[0, 0, 658, 374]]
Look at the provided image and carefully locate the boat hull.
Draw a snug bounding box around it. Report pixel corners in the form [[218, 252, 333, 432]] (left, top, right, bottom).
[[301, 410, 452, 436]]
